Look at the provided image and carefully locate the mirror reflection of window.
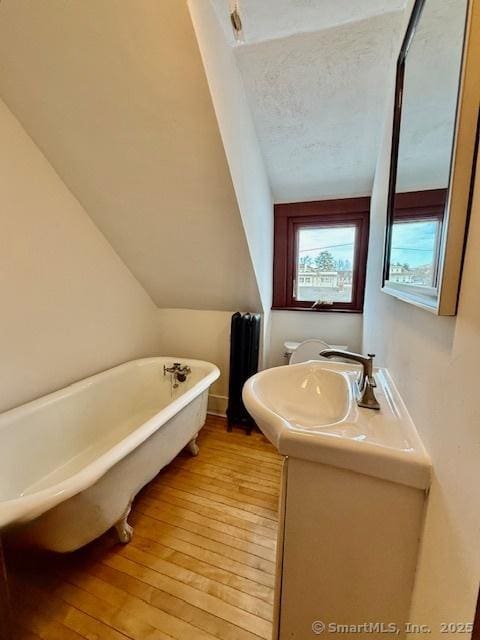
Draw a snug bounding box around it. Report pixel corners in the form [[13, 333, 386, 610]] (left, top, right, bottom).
[[389, 188, 446, 288], [390, 219, 441, 288], [386, 0, 468, 293]]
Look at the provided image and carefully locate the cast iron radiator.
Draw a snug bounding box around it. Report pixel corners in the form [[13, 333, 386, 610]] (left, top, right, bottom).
[[226, 312, 261, 434]]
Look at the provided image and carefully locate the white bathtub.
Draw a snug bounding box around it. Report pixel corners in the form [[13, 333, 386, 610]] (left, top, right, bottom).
[[0, 357, 219, 551]]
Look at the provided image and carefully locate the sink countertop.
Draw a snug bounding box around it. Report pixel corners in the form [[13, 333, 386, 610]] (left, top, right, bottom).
[[243, 361, 431, 490]]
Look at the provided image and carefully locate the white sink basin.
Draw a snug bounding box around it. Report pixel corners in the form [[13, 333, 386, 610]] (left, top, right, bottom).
[[243, 361, 431, 489]]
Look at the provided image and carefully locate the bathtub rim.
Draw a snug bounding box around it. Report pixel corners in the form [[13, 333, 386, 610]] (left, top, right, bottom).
[[0, 357, 220, 531]]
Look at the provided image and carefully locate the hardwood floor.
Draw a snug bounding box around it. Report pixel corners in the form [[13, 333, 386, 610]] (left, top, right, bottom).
[[6, 415, 282, 640]]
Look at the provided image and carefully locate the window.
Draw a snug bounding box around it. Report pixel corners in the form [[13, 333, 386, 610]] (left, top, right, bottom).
[[273, 198, 370, 312], [387, 189, 446, 289]]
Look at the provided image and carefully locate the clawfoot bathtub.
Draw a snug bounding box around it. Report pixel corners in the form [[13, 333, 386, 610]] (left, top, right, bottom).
[[0, 357, 219, 551]]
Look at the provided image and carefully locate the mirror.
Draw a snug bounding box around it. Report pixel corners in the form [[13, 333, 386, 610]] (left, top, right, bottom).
[[382, 0, 479, 315]]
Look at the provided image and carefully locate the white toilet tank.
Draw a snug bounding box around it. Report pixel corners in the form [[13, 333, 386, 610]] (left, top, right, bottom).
[[285, 339, 348, 364]]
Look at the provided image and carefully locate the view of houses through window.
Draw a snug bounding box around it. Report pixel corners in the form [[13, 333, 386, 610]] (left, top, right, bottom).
[[389, 219, 441, 288], [296, 226, 356, 303]]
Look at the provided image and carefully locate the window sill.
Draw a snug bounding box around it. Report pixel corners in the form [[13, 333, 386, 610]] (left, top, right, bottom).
[[271, 305, 364, 314]]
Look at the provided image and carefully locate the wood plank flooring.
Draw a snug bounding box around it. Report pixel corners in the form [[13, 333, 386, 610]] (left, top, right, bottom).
[[6, 415, 282, 640]]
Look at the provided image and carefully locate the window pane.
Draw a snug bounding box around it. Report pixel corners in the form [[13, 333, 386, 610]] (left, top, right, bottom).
[[296, 226, 356, 303], [389, 220, 440, 287]]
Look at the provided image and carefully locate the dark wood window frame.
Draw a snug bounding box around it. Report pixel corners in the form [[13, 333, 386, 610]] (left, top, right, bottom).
[[273, 197, 370, 313]]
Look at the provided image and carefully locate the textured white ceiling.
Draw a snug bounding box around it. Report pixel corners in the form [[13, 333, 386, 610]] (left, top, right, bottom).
[[211, 0, 407, 45], [211, 0, 465, 203], [234, 12, 405, 202]]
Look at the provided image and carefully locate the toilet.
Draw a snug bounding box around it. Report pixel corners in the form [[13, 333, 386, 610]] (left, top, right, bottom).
[[285, 339, 349, 364]]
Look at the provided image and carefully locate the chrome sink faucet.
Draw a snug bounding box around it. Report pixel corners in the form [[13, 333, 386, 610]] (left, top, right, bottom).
[[319, 349, 381, 410]]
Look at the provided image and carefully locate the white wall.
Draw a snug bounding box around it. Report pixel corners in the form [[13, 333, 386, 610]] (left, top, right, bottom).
[[0, 100, 160, 413], [157, 309, 234, 416], [363, 71, 480, 639], [268, 311, 363, 367], [0, 0, 261, 313], [188, 0, 274, 318]]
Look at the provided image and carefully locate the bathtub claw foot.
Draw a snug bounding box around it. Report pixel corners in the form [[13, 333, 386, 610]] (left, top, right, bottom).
[[115, 504, 133, 544], [187, 436, 199, 456], [116, 520, 133, 544]]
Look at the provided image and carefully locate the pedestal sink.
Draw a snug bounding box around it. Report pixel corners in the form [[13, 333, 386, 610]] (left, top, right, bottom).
[[243, 360, 431, 640]]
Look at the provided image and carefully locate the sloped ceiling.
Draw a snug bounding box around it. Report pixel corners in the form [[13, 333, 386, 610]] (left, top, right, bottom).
[[211, 0, 407, 203], [211, 0, 407, 45], [0, 0, 261, 312]]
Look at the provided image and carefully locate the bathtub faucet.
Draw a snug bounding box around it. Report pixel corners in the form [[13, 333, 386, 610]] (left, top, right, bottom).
[[164, 362, 192, 387]]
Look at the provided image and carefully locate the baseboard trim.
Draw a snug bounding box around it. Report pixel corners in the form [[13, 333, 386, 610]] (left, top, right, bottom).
[[207, 394, 228, 417]]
